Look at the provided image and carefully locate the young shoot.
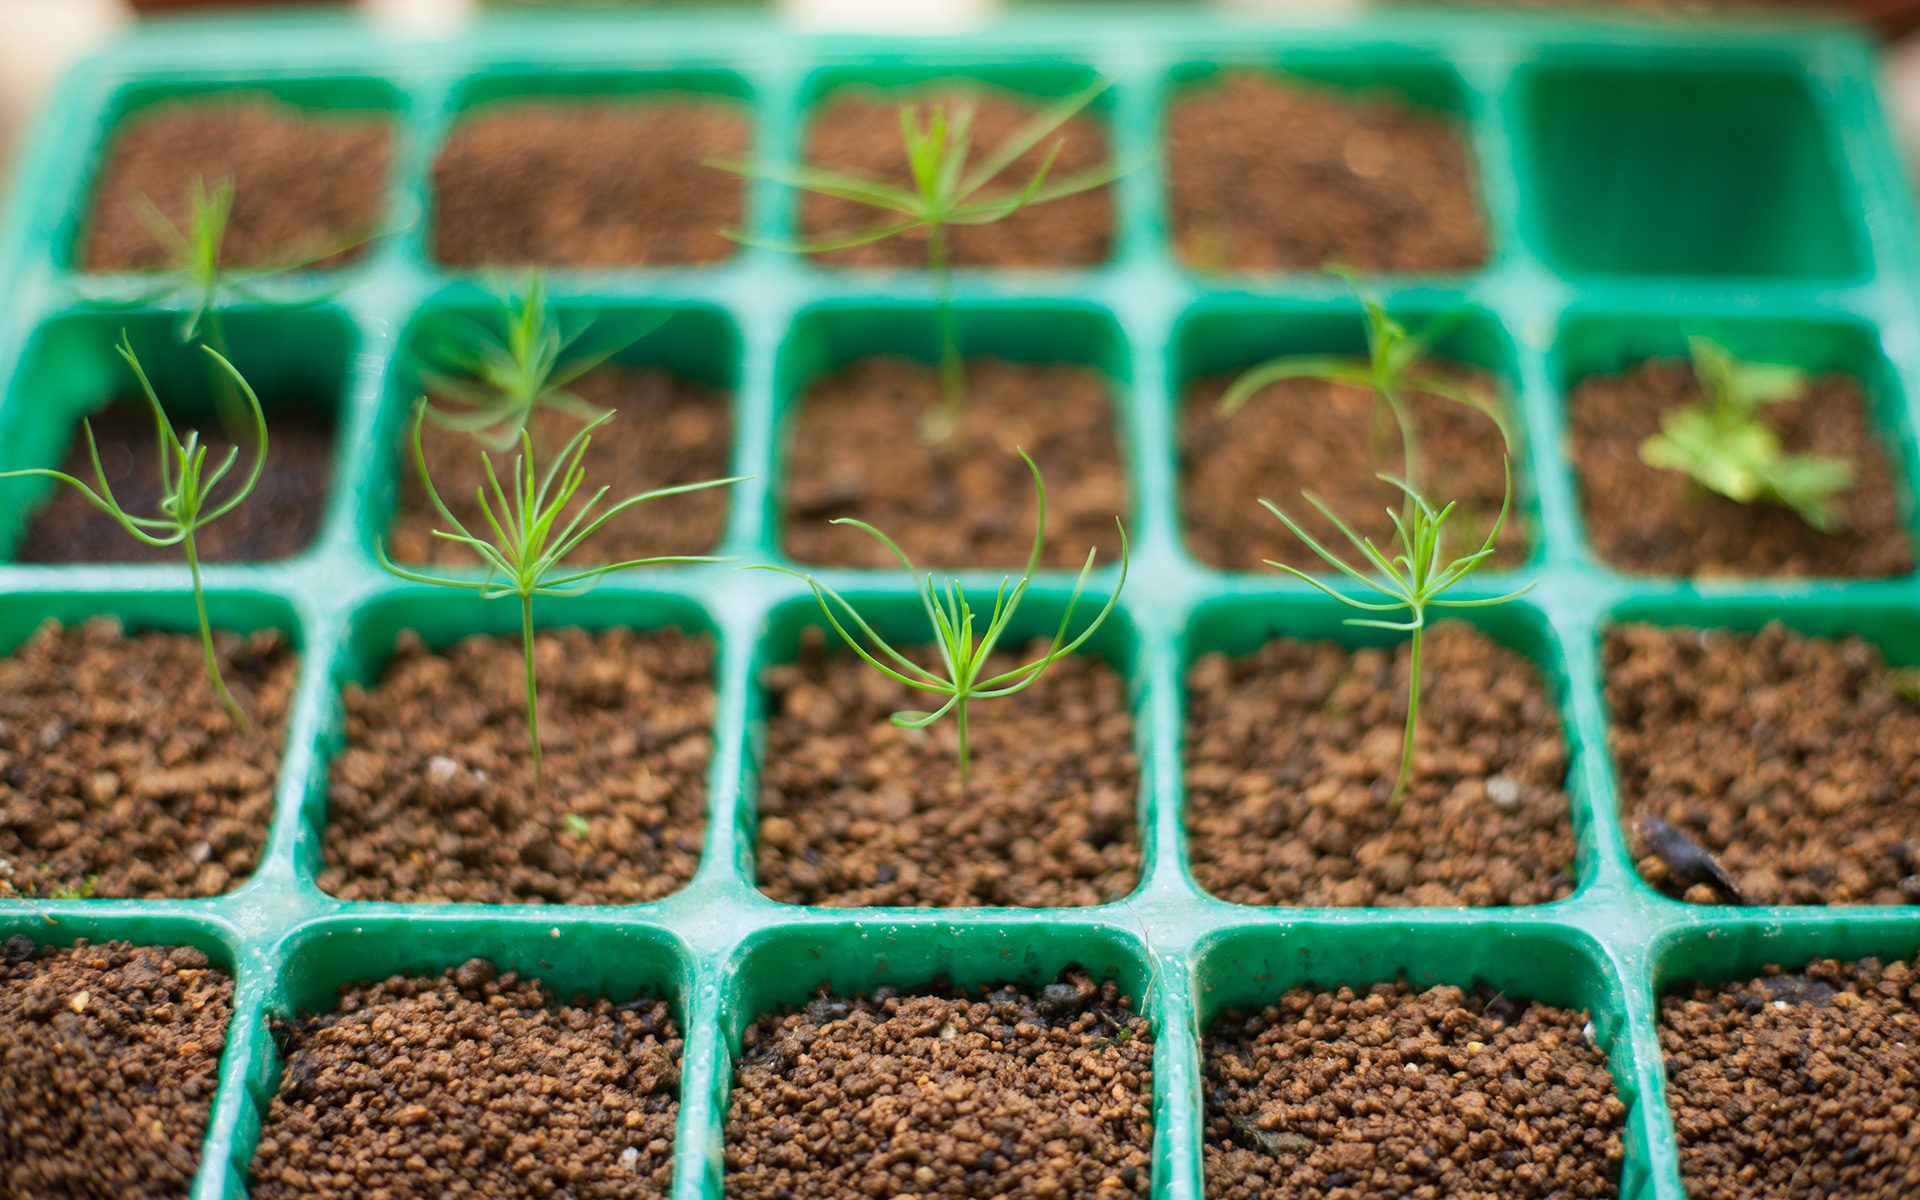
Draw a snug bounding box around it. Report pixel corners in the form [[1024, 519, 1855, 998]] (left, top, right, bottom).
[[1639, 337, 1854, 532], [758, 450, 1128, 788], [0, 332, 266, 726], [1261, 460, 1531, 811], [376, 402, 745, 785], [713, 83, 1119, 438]]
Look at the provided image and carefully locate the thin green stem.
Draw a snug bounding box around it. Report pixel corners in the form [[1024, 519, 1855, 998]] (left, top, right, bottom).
[[185, 530, 245, 728], [200, 310, 250, 443], [1389, 624, 1421, 811], [954, 697, 970, 794], [521, 591, 542, 791], [927, 221, 964, 440]]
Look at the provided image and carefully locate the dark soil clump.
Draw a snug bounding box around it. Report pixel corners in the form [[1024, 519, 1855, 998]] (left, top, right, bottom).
[[0, 618, 294, 899], [781, 357, 1127, 570], [388, 367, 733, 566], [0, 938, 234, 1200], [1205, 980, 1624, 1200], [1569, 358, 1913, 578], [431, 99, 746, 267], [800, 89, 1113, 267], [18, 405, 334, 563], [726, 970, 1152, 1200], [321, 628, 713, 905], [251, 959, 681, 1200], [1660, 954, 1919, 1200], [1607, 623, 1920, 906], [1184, 622, 1574, 907], [82, 97, 391, 272], [1167, 72, 1488, 273], [758, 633, 1138, 907], [1180, 366, 1523, 571]]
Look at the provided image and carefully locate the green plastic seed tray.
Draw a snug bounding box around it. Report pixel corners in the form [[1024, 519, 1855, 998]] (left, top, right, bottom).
[[1, 7, 1919, 1200]]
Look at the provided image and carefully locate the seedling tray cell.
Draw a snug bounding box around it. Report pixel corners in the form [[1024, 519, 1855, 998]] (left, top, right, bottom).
[[1, 10, 1918, 1200]]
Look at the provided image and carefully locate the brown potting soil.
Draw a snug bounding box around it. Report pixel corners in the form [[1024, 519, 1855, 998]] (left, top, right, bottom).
[[1205, 981, 1624, 1200], [387, 367, 733, 566], [781, 357, 1128, 570], [1166, 72, 1488, 274], [1179, 366, 1525, 572], [1183, 622, 1575, 907], [16, 404, 335, 563], [81, 98, 391, 272], [726, 970, 1153, 1200], [320, 628, 714, 905], [250, 959, 682, 1200], [0, 618, 294, 900], [1607, 623, 1920, 906], [1568, 359, 1914, 578], [757, 633, 1138, 908], [799, 89, 1114, 268], [0, 938, 234, 1200], [430, 98, 747, 267], [1660, 954, 1920, 1200]]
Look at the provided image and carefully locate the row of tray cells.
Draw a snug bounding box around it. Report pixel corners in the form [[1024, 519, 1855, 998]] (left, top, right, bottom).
[[1, 301, 1915, 581], [62, 55, 1868, 281]]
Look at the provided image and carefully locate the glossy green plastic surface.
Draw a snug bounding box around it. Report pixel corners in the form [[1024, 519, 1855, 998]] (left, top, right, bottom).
[[0, 9, 1917, 1200]]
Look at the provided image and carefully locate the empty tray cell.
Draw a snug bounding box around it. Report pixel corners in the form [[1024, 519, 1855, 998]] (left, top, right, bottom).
[[431, 69, 750, 268], [1518, 60, 1863, 279]]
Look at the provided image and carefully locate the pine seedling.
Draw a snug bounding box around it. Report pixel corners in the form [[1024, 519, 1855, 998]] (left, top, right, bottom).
[[0, 332, 267, 726], [758, 450, 1128, 787], [1639, 337, 1854, 532], [376, 402, 745, 785], [1261, 459, 1532, 810], [713, 83, 1119, 438]]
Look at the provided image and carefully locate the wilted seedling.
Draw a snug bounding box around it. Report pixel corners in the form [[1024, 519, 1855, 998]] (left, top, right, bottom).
[[376, 402, 745, 785], [758, 450, 1128, 787], [1639, 338, 1854, 532], [714, 83, 1119, 438], [0, 332, 266, 726], [1262, 460, 1532, 810]]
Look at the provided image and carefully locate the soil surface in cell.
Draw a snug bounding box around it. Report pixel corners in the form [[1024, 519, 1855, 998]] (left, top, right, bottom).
[[0, 618, 294, 900], [758, 633, 1138, 908], [800, 88, 1113, 267], [727, 970, 1153, 1200], [1660, 954, 1920, 1200], [0, 938, 234, 1200], [1569, 358, 1913, 578], [320, 627, 713, 905], [782, 357, 1127, 570], [82, 97, 391, 272], [1180, 364, 1525, 571], [17, 404, 334, 563], [1184, 622, 1574, 907], [388, 367, 733, 566], [1206, 980, 1624, 1200], [1608, 623, 1920, 906], [251, 959, 682, 1200], [432, 98, 746, 267], [1167, 72, 1488, 274]]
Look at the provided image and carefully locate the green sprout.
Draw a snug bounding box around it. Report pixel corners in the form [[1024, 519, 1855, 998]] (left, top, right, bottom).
[[758, 451, 1128, 788], [1262, 460, 1532, 810], [46, 875, 99, 902], [376, 402, 745, 785], [0, 332, 265, 726], [713, 83, 1119, 438], [1639, 337, 1854, 532]]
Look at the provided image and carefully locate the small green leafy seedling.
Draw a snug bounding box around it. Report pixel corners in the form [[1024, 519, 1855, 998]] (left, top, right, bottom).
[[376, 402, 745, 786], [1639, 337, 1854, 532], [0, 332, 266, 726], [1262, 460, 1532, 810], [757, 451, 1127, 788], [713, 83, 1119, 438]]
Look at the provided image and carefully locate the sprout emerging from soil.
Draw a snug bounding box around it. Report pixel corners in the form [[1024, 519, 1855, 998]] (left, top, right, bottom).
[[712, 83, 1119, 439], [1261, 460, 1531, 810], [0, 332, 266, 726], [758, 450, 1128, 787], [1639, 337, 1854, 532], [376, 402, 744, 785]]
